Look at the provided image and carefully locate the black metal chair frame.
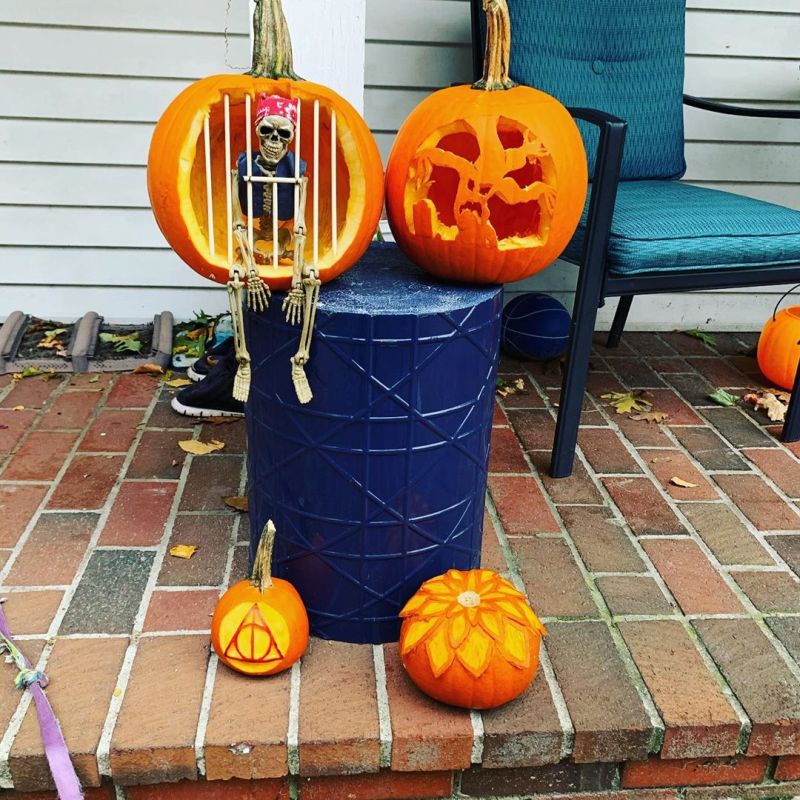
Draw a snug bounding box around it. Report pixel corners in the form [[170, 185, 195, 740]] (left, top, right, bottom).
[[469, 0, 800, 478]]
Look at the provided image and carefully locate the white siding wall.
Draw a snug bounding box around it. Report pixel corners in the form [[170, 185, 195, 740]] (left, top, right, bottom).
[[0, 0, 366, 322], [366, 0, 800, 330], [0, 0, 798, 328]]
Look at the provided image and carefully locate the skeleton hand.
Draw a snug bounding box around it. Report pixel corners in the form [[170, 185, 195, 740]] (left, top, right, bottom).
[[246, 268, 270, 312], [282, 284, 305, 326]]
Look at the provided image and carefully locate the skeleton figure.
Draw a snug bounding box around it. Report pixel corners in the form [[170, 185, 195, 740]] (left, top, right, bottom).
[[227, 94, 319, 404], [231, 95, 306, 276]]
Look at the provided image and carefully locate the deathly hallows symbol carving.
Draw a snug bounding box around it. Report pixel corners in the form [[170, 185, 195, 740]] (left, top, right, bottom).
[[223, 602, 286, 664]]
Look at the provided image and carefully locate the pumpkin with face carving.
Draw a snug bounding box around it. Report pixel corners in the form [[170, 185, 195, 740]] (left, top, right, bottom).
[[385, 0, 587, 284]]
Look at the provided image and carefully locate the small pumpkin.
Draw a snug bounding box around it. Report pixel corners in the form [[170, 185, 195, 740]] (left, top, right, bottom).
[[211, 520, 308, 675], [385, 0, 587, 284], [398, 568, 546, 709], [147, 0, 384, 289], [758, 306, 800, 391]]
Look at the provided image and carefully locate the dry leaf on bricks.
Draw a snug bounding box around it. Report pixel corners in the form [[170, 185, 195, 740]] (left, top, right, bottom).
[[223, 496, 249, 512], [164, 378, 192, 388], [630, 411, 669, 424], [601, 391, 652, 414], [178, 439, 225, 455], [133, 363, 164, 375], [169, 545, 198, 559], [670, 476, 698, 489]]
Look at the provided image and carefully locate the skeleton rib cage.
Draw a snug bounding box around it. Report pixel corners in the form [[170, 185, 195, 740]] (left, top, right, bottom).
[[201, 93, 339, 277]]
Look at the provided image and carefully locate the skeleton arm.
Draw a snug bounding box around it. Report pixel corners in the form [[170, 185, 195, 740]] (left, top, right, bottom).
[[282, 175, 309, 326], [230, 170, 255, 273], [230, 169, 270, 311]]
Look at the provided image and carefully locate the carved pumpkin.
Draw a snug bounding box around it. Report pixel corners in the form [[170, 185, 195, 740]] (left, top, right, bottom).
[[758, 306, 800, 391], [211, 521, 308, 675], [147, 0, 384, 289], [385, 0, 587, 284], [398, 569, 546, 709]]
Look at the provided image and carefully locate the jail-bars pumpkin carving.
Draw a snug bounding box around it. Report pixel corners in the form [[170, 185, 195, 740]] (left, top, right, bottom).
[[147, 0, 384, 291], [385, 0, 587, 285]]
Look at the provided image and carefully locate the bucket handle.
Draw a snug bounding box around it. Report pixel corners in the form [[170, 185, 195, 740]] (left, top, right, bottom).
[[773, 283, 800, 321]]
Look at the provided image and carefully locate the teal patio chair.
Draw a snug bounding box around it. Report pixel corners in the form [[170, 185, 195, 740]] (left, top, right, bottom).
[[471, 0, 800, 477]]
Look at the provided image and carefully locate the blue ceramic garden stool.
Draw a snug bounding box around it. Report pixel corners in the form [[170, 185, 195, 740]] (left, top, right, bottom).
[[245, 243, 503, 643]]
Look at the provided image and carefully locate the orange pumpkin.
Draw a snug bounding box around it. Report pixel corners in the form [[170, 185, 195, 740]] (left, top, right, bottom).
[[147, 0, 384, 289], [398, 568, 546, 709], [758, 306, 800, 391], [211, 520, 308, 675], [385, 0, 587, 285]]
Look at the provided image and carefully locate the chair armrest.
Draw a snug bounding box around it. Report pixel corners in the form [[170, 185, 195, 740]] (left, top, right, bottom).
[[567, 108, 628, 274], [684, 94, 800, 120]]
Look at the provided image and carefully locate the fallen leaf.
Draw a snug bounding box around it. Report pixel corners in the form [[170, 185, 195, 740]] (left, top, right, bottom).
[[708, 388, 738, 407], [223, 495, 249, 512], [12, 405, 24, 411], [743, 390, 788, 422], [670, 476, 698, 489], [651, 457, 672, 464], [681, 328, 717, 348], [630, 411, 670, 424], [113, 688, 122, 698], [133, 363, 164, 375], [88, 376, 100, 383], [601, 391, 652, 415], [496, 377, 528, 398], [169, 545, 198, 559], [42, 368, 59, 381], [178, 439, 225, 455], [205, 416, 239, 426], [164, 378, 192, 388], [12, 367, 43, 381], [100, 332, 143, 353], [760, 393, 787, 422]]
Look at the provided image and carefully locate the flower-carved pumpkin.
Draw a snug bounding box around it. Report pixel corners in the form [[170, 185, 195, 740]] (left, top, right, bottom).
[[758, 305, 800, 391], [398, 569, 546, 709], [211, 521, 308, 675], [147, 0, 384, 290], [385, 0, 587, 284]]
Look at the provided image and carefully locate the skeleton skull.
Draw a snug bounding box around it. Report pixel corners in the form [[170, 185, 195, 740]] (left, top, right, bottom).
[[256, 115, 296, 168]]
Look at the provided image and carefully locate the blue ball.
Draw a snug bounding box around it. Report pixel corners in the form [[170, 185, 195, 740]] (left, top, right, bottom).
[[501, 293, 571, 361]]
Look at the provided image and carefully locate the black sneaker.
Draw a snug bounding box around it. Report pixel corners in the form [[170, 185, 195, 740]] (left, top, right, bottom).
[[187, 336, 235, 382], [171, 353, 245, 418]]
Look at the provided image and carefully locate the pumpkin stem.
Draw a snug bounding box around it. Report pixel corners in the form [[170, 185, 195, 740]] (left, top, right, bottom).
[[251, 520, 276, 592], [249, 0, 302, 81], [473, 0, 516, 91]]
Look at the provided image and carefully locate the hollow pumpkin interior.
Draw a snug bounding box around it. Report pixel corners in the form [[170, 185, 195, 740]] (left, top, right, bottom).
[[185, 89, 353, 283], [403, 116, 558, 252]]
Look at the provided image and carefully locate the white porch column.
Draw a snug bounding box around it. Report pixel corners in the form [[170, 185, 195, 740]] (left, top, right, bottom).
[[249, 0, 367, 113]]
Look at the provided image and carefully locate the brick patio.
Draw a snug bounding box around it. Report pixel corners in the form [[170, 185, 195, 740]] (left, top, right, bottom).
[[4, 330, 800, 799]]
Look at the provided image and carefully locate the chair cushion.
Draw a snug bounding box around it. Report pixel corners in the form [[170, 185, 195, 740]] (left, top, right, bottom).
[[504, 0, 686, 181], [562, 181, 800, 275]]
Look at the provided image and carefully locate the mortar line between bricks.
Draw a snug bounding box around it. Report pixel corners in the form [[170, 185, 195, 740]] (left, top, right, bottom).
[[96, 382, 203, 781], [0, 375, 118, 788], [587, 389, 760, 750], [484, 491, 575, 759], [633, 395, 800, 694], [513, 370, 671, 752], [0, 375, 74, 481], [194, 455, 246, 778], [470, 710, 484, 765], [287, 660, 301, 775], [0, 375, 90, 587], [372, 644, 393, 769]]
